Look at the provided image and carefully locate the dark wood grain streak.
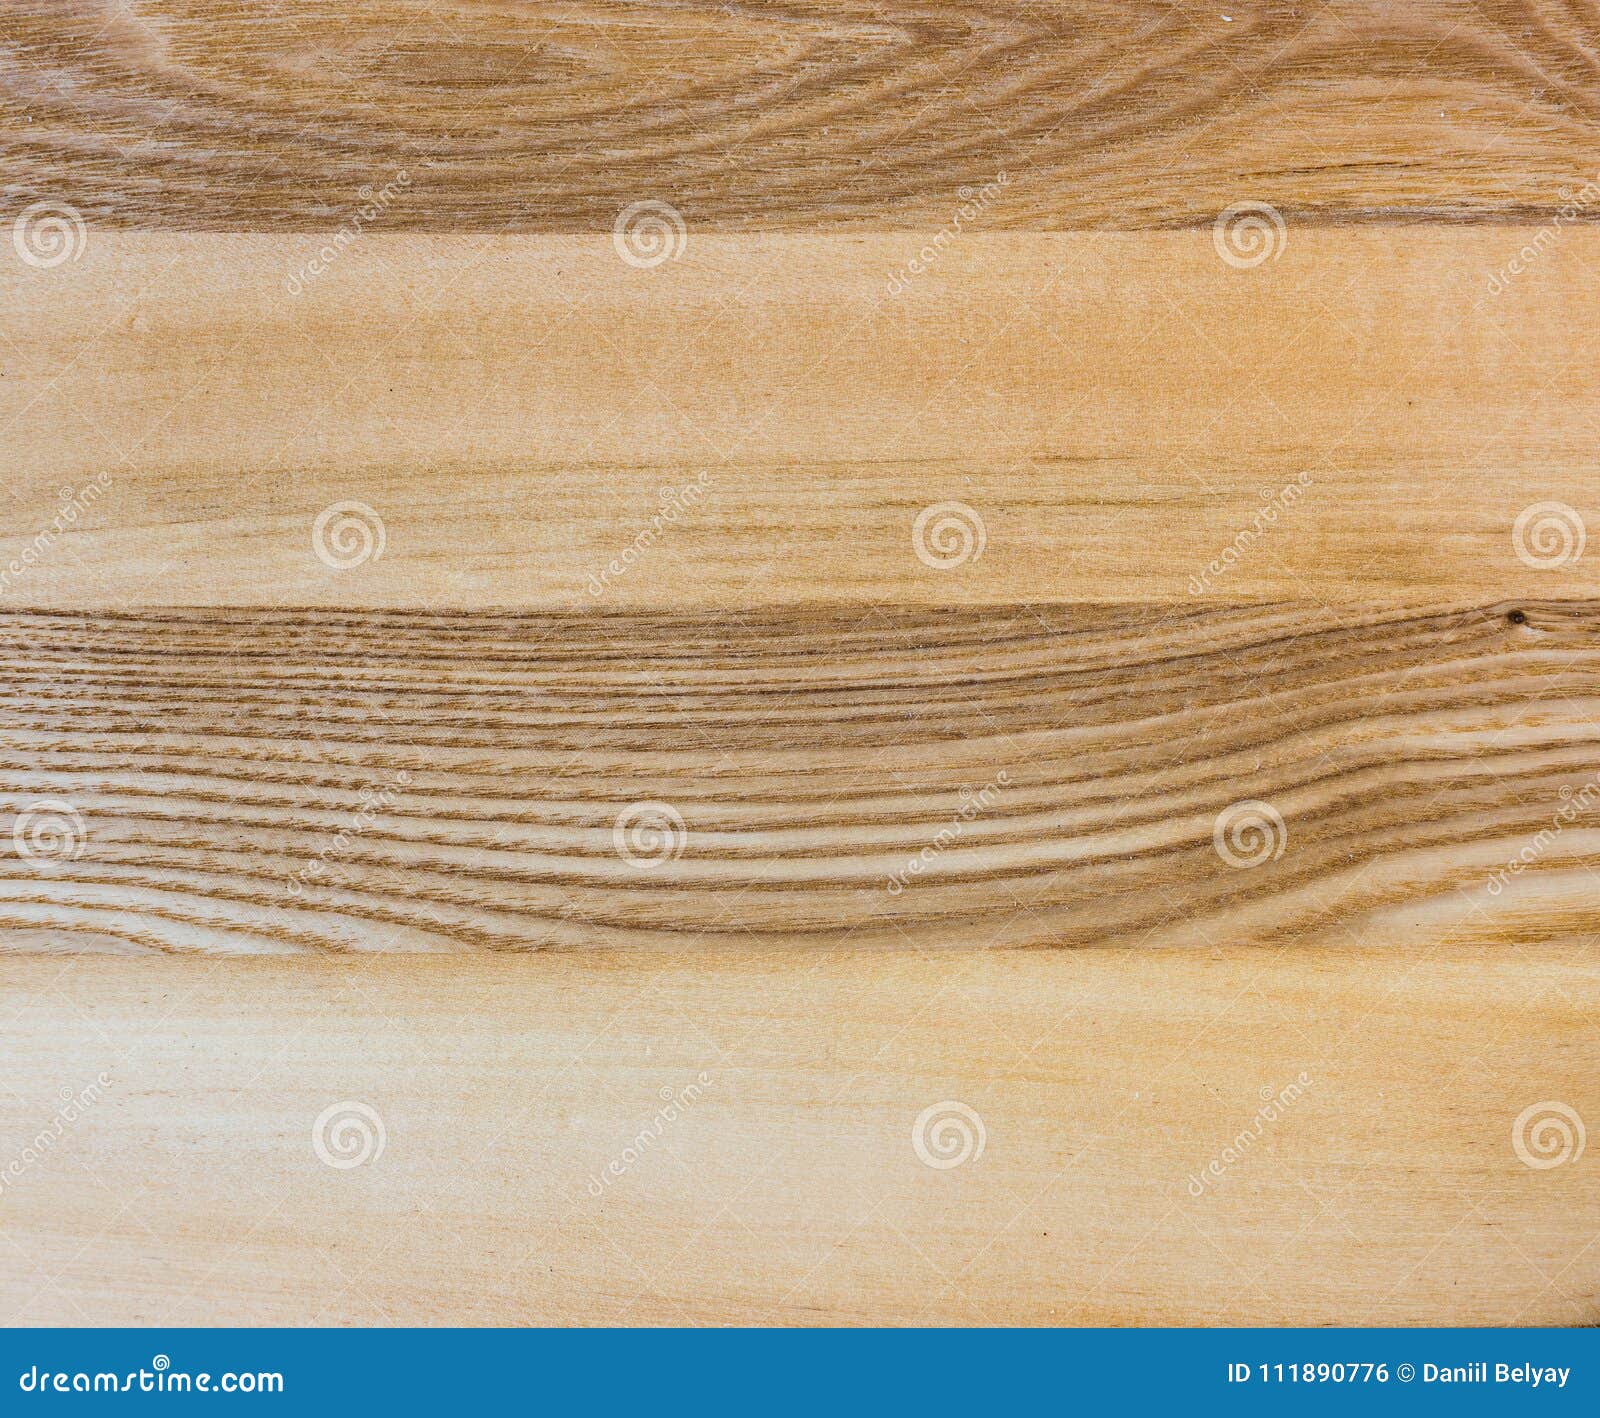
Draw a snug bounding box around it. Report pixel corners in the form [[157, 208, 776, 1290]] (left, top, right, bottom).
[[5, 1, 1600, 229], [2, 601, 1597, 954]]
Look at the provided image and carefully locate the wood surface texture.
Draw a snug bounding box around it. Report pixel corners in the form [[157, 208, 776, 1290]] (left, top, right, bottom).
[[2, 0, 1598, 1332], [0, 601, 1598, 956], [3, 230, 1599, 608], [4, 1, 1600, 229], [2, 946, 1597, 1326]]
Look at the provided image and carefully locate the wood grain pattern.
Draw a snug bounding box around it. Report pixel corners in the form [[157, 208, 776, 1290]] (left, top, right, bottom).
[[1, 601, 1597, 956], [3, 230, 1599, 608], [5, 2, 1600, 1332], [3, 944, 1595, 1325], [5, 2, 1600, 229]]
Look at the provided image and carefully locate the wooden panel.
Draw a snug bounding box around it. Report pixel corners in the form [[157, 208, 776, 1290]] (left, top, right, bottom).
[[2, 946, 1595, 1326], [4, 2, 1600, 229], [0, 601, 1597, 956], [2, 230, 1599, 609], [4, 1, 1598, 1333]]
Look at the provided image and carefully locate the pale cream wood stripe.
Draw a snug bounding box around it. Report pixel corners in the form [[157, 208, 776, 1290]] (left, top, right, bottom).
[[0, 231, 1596, 609], [0, 945, 1594, 1326]]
